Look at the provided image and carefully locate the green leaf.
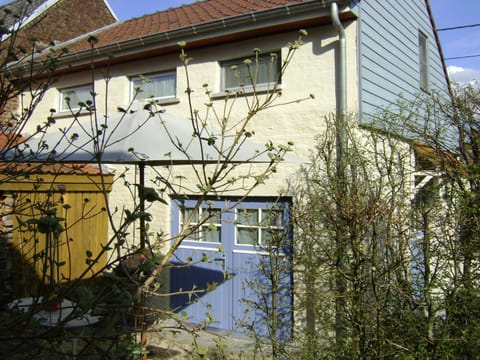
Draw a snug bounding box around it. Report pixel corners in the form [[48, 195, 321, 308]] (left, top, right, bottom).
[[136, 184, 167, 204]]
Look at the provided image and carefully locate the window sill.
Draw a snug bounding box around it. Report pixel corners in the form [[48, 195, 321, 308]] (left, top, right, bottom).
[[53, 109, 92, 119], [210, 84, 282, 99], [132, 97, 180, 106]]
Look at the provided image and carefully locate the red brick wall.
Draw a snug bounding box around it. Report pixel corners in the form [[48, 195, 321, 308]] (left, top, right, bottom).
[[0, 97, 19, 128], [19, 0, 116, 47]]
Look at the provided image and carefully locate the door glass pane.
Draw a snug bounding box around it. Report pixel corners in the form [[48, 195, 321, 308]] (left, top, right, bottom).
[[237, 209, 259, 225], [262, 209, 283, 227], [203, 209, 221, 223], [202, 224, 221, 243], [237, 228, 258, 245], [182, 208, 199, 223], [181, 207, 199, 241], [262, 228, 284, 246]]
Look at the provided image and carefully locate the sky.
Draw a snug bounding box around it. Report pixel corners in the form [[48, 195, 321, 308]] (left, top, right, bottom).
[[0, 0, 478, 83], [107, 0, 480, 84]]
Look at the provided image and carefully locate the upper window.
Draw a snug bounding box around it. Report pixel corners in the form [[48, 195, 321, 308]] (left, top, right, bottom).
[[59, 84, 93, 112], [419, 31, 429, 91], [130, 71, 176, 101], [221, 51, 281, 91]]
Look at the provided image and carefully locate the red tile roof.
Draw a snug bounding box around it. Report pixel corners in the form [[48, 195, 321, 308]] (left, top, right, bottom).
[[0, 131, 26, 149], [66, 0, 310, 53], [0, 162, 112, 175]]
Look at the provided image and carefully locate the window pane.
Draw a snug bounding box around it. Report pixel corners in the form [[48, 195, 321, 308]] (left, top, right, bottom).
[[419, 32, 428, 90], [60, 85, 92, 111], [186, 227, 200, 241], [237, 209, 259, 225], [224, 64, 243, 89], [132, 72, 176, 99], [261, 209, 284, 227], [262, 228, 284, 245], [237, 228, 258, 245], [202, 225, 221, 243], [181, 208, 199, 241], [182, 208, 199, 224], [256, 57, 277, 85], [222, 52, 280, 90]]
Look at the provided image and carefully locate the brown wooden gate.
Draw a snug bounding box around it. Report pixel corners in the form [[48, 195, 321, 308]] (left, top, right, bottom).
[[0, 164, 113, 297]]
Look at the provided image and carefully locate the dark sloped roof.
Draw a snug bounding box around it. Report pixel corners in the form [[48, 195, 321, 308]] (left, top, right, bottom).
[[0, 132, 110, 175], [0, 0, 48, 28]]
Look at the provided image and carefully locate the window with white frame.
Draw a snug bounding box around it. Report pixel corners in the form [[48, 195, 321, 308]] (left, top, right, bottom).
[[236, 207, 285, 246], [220, 51, 281, 91], [419, 31, 429, 91], [180, 206, 222, 243], [59, 84, 93, 112], [130, 71, 176, 101]]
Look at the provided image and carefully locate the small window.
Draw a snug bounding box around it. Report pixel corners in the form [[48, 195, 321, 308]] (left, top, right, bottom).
[[221, 51, 281, 91], [130, 71, 176, 101], [419, 31, 429, 91], [180, 207, 221, 243], [236, 208, 285, 246], [59, 84, 93, 112]]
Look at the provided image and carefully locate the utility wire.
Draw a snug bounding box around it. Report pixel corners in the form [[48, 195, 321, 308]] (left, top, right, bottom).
[[437, 23, 480, 61], [445, 54, 480, 60], [437, 23, 480, 31]]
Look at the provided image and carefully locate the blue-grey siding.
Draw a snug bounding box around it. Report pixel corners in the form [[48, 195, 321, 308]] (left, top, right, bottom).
[[352, 0, 448, 121]]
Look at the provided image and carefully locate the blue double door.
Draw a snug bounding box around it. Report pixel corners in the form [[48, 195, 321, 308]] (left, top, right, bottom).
[[170, 198, 292, 336]]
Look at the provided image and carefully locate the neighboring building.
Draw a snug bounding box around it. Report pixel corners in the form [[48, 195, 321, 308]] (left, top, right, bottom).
[[11, 0, 449, 334], [0, 0, 117, 124]]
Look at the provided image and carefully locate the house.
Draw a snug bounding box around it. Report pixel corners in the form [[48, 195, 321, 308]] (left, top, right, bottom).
[[10, 0, 449, 335], [0, 0, 117, 124]]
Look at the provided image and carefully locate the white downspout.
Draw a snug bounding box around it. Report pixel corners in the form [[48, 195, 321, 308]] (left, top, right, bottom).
[[331, 2, 347, 118], [331, 2, 347, 180], [331, 1, 348, 346]]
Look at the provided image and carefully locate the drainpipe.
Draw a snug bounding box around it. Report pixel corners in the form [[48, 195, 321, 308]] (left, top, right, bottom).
[[331, 2, 347, 120], [331, 1, 348, 348]]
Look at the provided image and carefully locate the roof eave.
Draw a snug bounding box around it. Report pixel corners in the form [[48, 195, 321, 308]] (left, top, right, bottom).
[[52, 0, 353, 71]]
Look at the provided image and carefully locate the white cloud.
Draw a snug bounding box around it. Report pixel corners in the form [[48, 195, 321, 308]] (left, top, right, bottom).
[[447, 65, 480, 84]]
